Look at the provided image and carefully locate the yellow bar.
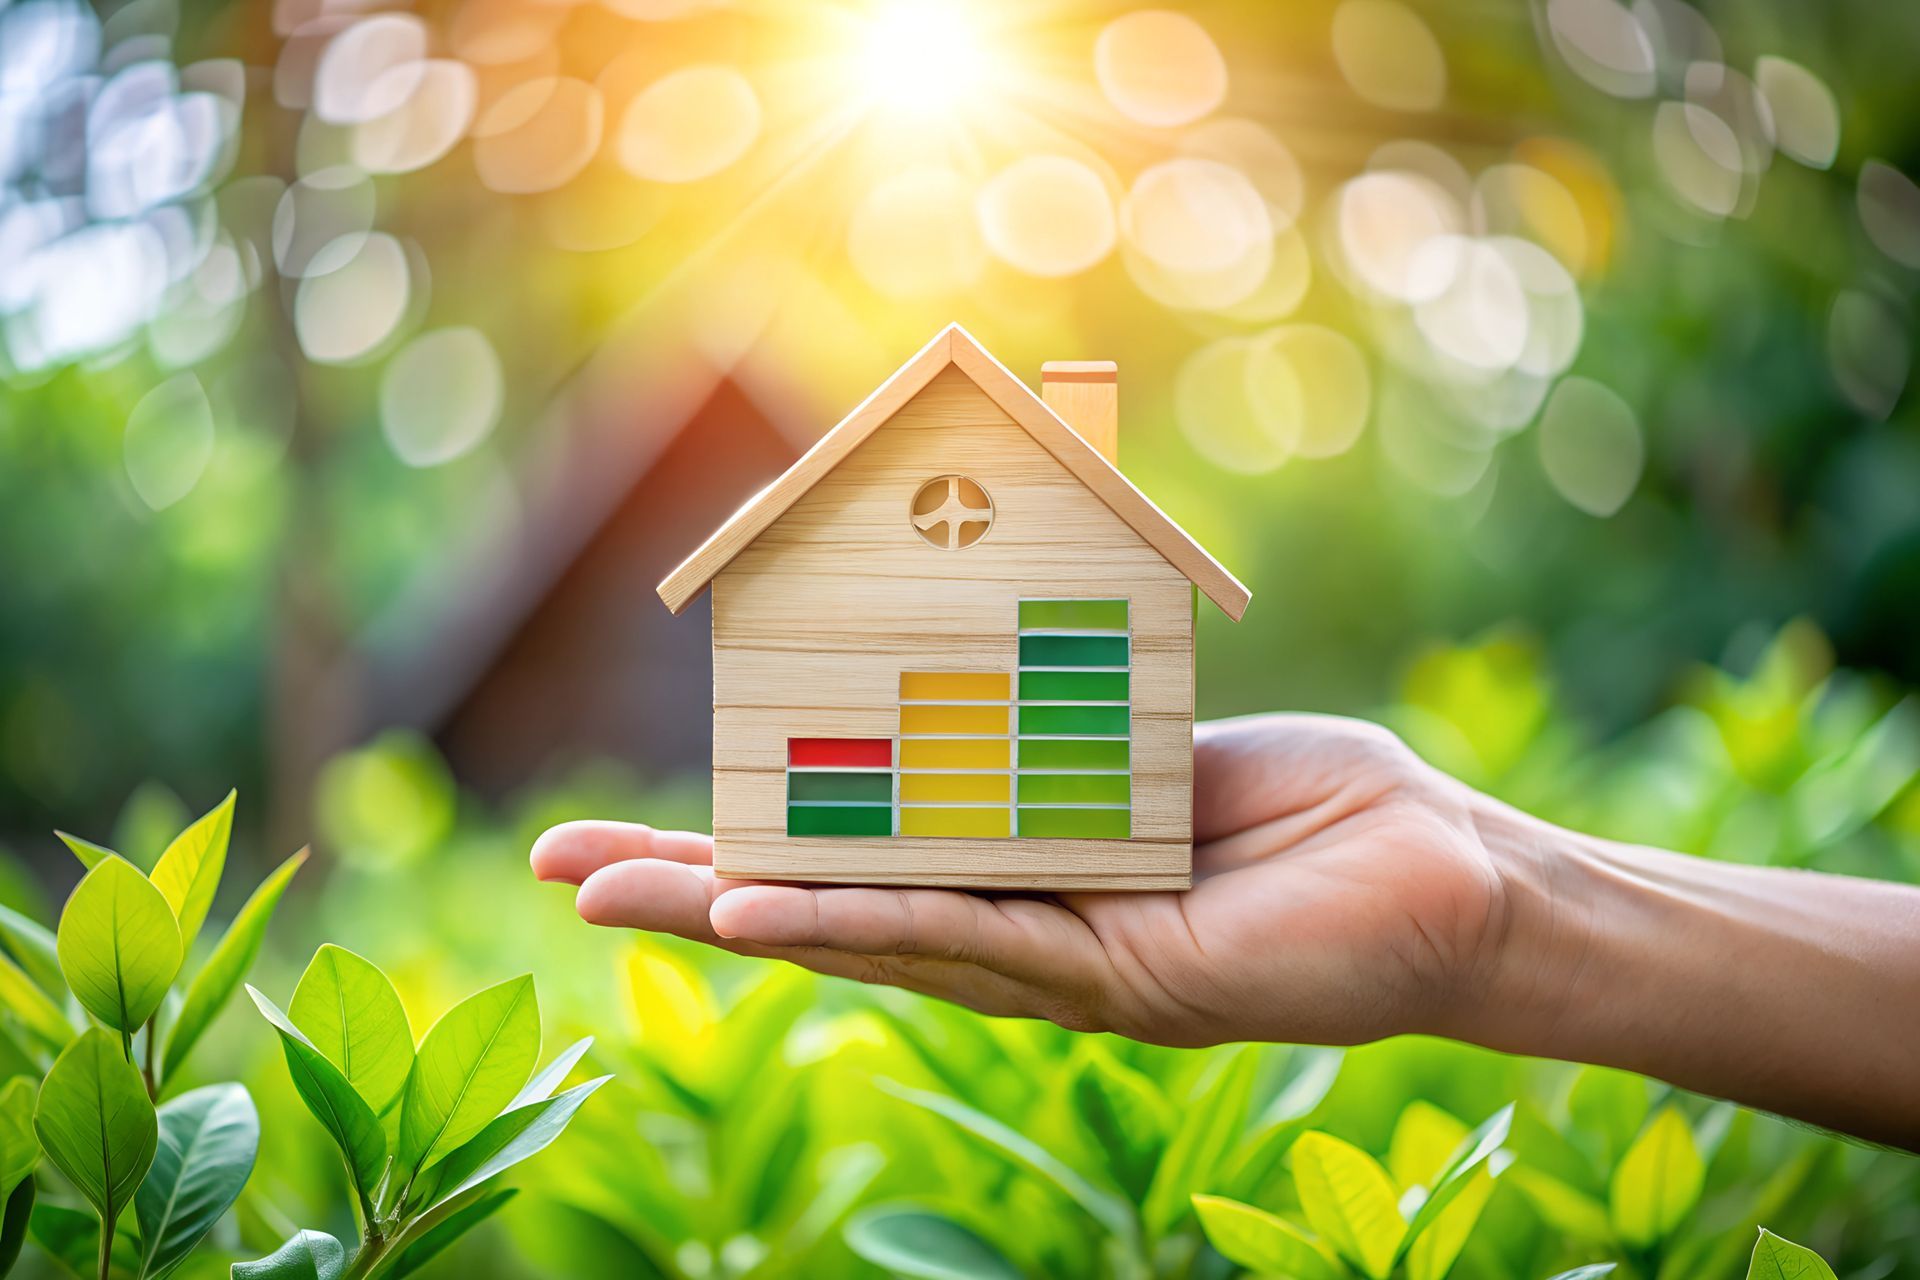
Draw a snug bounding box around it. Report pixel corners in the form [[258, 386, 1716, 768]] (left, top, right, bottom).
[[901, 807, 1012, 838], [900, 704, 1008, 735], [901, 671, 1011, 702], [900, 738, 1010, 770], [900, 773, 1010, 803]]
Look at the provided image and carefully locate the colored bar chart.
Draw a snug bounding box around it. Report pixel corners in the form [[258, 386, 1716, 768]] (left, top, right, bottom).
[[1015, 599, 1130, 838], [899, 671, 1011, 837], [786, 738, 893, 836], [783, 599, 1132, 840]]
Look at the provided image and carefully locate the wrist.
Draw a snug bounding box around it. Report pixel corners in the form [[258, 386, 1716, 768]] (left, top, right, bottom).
[[1433, 791, 1613, 1054]]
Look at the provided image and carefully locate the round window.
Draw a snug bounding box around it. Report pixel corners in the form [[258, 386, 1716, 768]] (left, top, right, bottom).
[[910, 475, 994, 550]]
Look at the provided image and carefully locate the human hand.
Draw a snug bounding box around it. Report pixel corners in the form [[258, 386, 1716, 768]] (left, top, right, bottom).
[[528, 714, 1520, 1048]]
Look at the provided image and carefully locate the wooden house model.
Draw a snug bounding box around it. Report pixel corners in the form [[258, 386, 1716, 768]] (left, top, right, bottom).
[[658, 325, 1250, 890]]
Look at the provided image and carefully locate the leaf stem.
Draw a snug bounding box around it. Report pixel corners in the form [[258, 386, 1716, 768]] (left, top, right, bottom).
[[97, 1206, 115, 1280], [342, 1232, 392, 1280], [142, 1017, 158, 1098]]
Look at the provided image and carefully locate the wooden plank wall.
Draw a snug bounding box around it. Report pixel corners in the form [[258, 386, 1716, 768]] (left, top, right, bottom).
[[711, 366, 1194, 890]]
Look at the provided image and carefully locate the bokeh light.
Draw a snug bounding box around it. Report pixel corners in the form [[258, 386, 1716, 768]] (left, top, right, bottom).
[[976, 155, 1117, 277], [1175, 335, 1292, 474], [123, 372, 215, 511], [1094, 9, 1228, 128], [351, 59, 476, 174], [379, 326, 504, 468], [1828, 289, 1910, 421], [272, 166, 374, 277], [293, 231, 409, 363], [615, 65, 760, 184], [473, 76, 603, 194], [1331, 0, 1446, 112], [313, 14, 428, 126], [1121, 158, 1272, 309], [1857, 161, 1920, 269], [1754, 56, 1838, 170], [1535, 375, 1643, 515]]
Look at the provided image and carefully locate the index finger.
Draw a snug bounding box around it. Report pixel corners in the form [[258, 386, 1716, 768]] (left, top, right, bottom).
[[529, 821, 713, 885]]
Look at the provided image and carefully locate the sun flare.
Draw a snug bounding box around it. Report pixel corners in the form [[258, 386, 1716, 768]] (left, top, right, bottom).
[[852, 0, 994, 114]]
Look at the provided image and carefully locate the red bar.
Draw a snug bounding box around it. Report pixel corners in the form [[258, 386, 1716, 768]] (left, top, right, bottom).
[[788, 738, 893, 769]]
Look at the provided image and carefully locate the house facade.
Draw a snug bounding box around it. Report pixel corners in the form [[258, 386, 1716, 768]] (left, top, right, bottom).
[[660, 326, 1249, 890]]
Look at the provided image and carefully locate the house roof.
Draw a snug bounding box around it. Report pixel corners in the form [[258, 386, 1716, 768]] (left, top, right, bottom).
[[656, 324, 1253, 621]]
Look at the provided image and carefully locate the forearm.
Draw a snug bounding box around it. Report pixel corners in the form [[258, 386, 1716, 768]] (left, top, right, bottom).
[[1464, 798, 1920, 1150]]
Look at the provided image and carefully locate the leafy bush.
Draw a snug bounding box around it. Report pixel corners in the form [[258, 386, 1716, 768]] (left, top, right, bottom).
[[0, 793, 300, 1279], [239, 949, 605, 1278], [0, 793, 603, 1280]]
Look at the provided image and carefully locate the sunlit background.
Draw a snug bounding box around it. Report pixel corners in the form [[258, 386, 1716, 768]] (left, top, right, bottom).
[[3, 1, 1920, 1275], [4, 0, 1919, 851]]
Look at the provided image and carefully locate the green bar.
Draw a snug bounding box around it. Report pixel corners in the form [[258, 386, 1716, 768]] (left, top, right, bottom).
[[1018, 774, 1131, 805], [788, 772, 892, 803], [1019, 599, 1129, 631], [1019, 671, 1129, 701], [1018, 807, 1131, 839], [787, 805, 892, 837], [1020, 705, 1130, 736], [1018, 739, 1131, 770], [1018, 635, 1129, 668]]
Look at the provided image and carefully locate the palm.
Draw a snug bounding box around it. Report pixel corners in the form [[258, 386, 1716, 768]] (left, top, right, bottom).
[[530, 715, 1504, 1049]]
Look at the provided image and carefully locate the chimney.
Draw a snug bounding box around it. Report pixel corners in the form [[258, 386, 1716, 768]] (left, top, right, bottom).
[[1041, 361, 1118, 465]]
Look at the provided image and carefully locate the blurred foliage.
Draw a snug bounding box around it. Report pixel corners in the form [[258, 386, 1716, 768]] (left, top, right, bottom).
[[3, 0, 1920, 847]]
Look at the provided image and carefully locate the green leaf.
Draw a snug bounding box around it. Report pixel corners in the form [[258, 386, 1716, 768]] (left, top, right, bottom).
[[1568, 1067, 1648, 1163], [148, 791, 234, 954], [878, 1078, 1136, 1243], [1388, 1102, 1470, 1190], [0, 1078, 38, 1200], [397, 975, 540, 1183], [1143, 1045, 1259, 1237], [233, 1229, 348, 1280], [509, 1036, 593, 1109], [0, 902, 68, 1001], [163, 849, 307, 1084], [1396, 1104, 1513, 1262], [247, 986, 386, 1196], [1608, 1107, 1704, 1248], [844, 1204, 1023, 1280], [389, 1187, 517, 1279], [1405, 1166, 1495, 1280], [55, 858, 183, 1033], [32, 1028, 158, 1226], [54, 831, 119, 872], [1507, 1168, 1611, 1241], [721, 1072, 808, 1228], [289, 944, 412, 1115], [0, 949, 72, 1052], [1222, 1049, 1343, 1198], [1191, 1194, 1344, 1280], [1290, 1131, 1406, 1280], [420, 1075, 610, 1211], [1072, 1046, 1170, 1202], [134, 1083, 260, 1280], [0, 1175, 32, 1277], [1546, 1268, 1617, 1280], [1747, 1229, 1839, 1280]]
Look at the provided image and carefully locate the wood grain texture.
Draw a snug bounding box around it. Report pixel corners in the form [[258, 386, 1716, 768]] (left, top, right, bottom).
[[711, 365, 1193, 890], [949, 331, 1250, 621], [658, 324, 1251, 622], [1041, 361, 1118, 465]]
